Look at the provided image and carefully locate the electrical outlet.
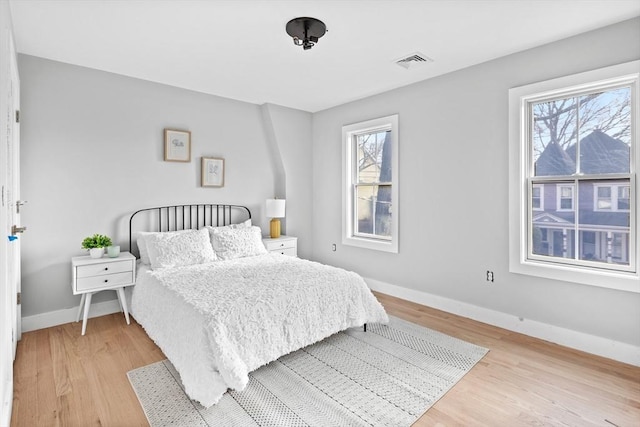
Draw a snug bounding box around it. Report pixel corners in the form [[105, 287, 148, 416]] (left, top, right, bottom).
[[331, 243, 337, 252], [486, 270, 494, 282]]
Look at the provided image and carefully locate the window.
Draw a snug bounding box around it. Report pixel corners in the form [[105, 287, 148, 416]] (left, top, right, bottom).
[[343, 115, 398, 253], [556, 184, 574, 211], [532, 184, 544, 210], [509, 61, 639, 292], [593, 183, 630, 211]]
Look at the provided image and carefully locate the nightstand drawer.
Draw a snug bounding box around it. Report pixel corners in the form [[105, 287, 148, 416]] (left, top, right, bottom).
[[273, 247, 297, 256], [76, 271, 134, 292], [264, 239, 296, 251], [76, 260, 132, 278]]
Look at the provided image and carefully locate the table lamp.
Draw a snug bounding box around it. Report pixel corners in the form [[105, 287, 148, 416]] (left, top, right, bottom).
[[266, 199, 286, 238]]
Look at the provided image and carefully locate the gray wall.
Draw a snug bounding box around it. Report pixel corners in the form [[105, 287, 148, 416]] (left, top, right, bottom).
[[18, 55, 312, 316], [311, 18, 640, 346]]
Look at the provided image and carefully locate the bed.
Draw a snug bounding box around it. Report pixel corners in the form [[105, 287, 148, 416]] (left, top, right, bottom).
[[127, 204, 389, 407]]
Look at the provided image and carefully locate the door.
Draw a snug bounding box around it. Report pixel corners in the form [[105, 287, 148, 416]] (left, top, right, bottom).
[[0, 30, 20, 424], [7, 31, 21, 353]]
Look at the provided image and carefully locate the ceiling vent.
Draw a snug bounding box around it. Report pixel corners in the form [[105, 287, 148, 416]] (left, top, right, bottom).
[[394, 52, 433, 69]]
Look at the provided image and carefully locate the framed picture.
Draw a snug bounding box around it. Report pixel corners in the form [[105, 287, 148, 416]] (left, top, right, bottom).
[[164, 129, 191, 162], [201, 157, 225, 187]]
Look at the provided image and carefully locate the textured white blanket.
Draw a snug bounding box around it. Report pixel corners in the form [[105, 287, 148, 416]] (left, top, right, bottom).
[[131, 254, 388, 407]]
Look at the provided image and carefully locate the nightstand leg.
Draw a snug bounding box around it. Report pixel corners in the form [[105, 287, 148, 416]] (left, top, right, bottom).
[[116, 287, 130, 325], [81, 292, 93, 336], [116, 292, 123, 312], [76, 293, 86, 322]]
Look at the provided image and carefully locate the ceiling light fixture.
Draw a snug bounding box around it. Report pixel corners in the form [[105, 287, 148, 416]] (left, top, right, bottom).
[[286, 17, 327, 50]]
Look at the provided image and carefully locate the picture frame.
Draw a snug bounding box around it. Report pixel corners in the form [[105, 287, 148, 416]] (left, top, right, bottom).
[[201, 157, 225, 187], [164, 129, 191, 162]]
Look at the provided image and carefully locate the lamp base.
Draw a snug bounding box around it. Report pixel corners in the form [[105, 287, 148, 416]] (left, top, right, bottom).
[[270, 218, 281, 239]]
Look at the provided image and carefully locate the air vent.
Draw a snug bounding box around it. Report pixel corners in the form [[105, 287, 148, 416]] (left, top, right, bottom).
[[394, 52, 433, 69]]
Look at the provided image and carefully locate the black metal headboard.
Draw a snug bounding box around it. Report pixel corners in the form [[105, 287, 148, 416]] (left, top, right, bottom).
[[128, 204, 252, 254]]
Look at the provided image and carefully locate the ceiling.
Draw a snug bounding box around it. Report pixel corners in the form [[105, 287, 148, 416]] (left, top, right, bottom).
[[9, 0, 640, 112]]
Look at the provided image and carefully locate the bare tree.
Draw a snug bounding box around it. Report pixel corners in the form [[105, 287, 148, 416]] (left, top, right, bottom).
[[532, 88, 631, 158]]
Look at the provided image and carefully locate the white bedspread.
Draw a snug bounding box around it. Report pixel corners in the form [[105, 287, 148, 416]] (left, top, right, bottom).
[[131, 254, 388, 407]]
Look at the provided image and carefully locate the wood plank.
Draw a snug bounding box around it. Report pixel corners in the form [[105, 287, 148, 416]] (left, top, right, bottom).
[[11, 293, 640, 426]]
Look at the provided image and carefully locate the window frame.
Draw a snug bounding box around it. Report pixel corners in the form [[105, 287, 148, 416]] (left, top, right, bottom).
[[509, 61, 639, 293], [342, 114, 399, 253]]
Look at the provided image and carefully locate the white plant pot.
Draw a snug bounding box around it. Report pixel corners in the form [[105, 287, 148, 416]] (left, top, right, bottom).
[[89, 248, 104, 259]]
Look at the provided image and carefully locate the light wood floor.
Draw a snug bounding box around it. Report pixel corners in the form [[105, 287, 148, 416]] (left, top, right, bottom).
[[11, 292, 640, 426]]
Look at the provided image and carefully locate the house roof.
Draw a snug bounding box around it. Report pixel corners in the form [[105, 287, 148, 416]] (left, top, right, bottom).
[[535, 142, 576, 176], [565, 130, 630, 174], [536, 130, 629, 175]]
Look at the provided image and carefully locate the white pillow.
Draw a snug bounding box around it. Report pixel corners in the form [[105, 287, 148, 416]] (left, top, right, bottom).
[[204, 219, 251, 249], [136, 230, 192, 265], [210, 226, 267, 260], [145, 228, 217, 269], [204, 218, 251, 234]]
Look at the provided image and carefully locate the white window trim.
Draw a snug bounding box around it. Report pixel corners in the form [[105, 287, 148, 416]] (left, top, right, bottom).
[[556, 184, 574, 211], [509, 61, 639, 293], [342, 114, 399, 253]]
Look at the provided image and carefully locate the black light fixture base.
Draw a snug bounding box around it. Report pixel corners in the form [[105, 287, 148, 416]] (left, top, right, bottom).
[[286, 17, 327, 50]]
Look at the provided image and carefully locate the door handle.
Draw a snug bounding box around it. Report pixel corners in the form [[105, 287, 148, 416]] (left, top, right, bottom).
[[11, 225, 26, 234]]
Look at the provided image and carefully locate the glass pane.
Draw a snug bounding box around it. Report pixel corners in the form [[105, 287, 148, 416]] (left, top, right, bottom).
[[531, 185, 541, 209], [532, 226, 575, 259], [618, 186, 630, 210], [356, 130, 391, 183], [597, 187, 611, 197], [532, 187, 541, 198], [531, 181, 575, 259], [532, 197, 540, 209], [532, 86, 631, 176], [355, 185, 392, 238], [533, 97, 578, 176], [577, 87, 631, 174], [561, 187, 573, 198], [578, 180, 630, 266], [596, 186, 612, 210]]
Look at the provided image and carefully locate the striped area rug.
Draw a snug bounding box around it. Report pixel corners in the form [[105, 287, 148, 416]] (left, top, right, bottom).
[[127, 316, 488, 426]]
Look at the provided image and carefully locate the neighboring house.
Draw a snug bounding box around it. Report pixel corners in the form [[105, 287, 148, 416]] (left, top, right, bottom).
[[532, 130, 630, 264]]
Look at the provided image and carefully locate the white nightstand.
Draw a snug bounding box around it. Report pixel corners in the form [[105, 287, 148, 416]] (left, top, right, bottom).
[[71, 251, 136, 335], [263, 235, 298, 256]]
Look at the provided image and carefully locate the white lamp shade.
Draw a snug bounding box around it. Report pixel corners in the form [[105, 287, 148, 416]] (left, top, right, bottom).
[[265, 199, 286, 218]]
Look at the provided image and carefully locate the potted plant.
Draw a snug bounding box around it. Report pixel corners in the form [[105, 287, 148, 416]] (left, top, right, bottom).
[[81, 234, 113, 259]]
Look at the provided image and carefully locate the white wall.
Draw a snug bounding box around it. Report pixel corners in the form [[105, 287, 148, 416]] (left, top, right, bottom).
[[311, 18, 640, 349], [18, 55, 314, 318]]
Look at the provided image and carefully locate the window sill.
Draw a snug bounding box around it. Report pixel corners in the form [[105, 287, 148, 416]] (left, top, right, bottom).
[[509, 258, 639, 293], [342, 235, 398, 253]]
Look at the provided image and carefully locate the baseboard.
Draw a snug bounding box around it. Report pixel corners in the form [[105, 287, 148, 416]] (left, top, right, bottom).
[[365, 277, 640, 367], [21, 299, 122, 333]]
